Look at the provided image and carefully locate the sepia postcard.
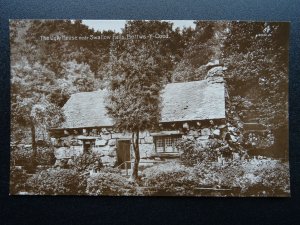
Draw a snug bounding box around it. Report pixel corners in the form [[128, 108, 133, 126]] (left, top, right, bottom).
[[10, 19, 290, 196]]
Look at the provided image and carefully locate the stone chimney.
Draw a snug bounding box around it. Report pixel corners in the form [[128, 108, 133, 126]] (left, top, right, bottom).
[[205, 59, 227, 84]]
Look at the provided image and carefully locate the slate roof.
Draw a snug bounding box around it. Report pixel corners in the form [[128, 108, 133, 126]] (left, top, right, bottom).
[[60, 80, 225, 129], [160, 80, 225, 122], [62, 90, 114, 128]]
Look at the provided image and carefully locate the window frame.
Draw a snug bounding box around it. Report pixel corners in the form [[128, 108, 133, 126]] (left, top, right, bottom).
[[154, 135, 182, 153]]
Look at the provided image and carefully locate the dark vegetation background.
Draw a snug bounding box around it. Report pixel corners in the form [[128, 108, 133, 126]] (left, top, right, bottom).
[[1, 0, 300, 224]]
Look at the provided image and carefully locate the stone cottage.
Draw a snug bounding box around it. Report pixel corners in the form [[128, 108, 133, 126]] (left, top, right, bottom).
[[50, 65, 230, 167]]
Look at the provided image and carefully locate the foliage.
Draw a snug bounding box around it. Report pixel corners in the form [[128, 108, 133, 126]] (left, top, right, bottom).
[[222, 22, 289, 130], [142, 160, 290, 196], [72, 152, 103, 173], [177, 139, 218, 166], [86, 168, 138, 196], [10, 166, 28, 195], [11, 146, 56, 171], [142, 162, 196, 196], [26, 168, 86, 195]]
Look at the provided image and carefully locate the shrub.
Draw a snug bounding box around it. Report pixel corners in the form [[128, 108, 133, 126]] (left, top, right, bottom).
[[10, 166, 28, 195], [142, 161, 197, 196], [26, 168, 86, 195], [36, 147, 56, 166], [193, 159, 290, 195], [11, 146, 56, 171], [177, 139, 217, 166], [141, 159, 290, 196], [86, 168, 137, 196], [72, 152, 103, 173], [11, 147, 32, 170]]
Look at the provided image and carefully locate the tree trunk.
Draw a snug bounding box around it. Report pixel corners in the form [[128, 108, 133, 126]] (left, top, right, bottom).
[[31, 121, 37, 170], [131, 131, 140, 181]]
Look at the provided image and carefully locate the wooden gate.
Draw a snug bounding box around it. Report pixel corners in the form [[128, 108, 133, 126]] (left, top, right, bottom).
[[117, 140, 131, 169]]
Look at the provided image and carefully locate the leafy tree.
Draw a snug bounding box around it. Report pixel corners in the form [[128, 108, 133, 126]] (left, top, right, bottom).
[[11, 58, 64, 169], [221, 22, 289, 158], [222, 22, 289, 129], [106, 41, 162, 180]]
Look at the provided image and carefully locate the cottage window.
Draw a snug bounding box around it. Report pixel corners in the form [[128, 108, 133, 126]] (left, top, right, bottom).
[[156, 138, 164, 148], [155, 135, 181, 153], [165, 137, 172, 147]]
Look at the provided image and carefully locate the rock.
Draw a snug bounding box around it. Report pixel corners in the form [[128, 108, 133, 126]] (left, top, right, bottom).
[[144, 136, 153, 143], [206, 66, 224, 78], [206, 59, 220, 68], [228, 126, 237, 133], [92, 145, 110, 154], [237, 122, 244, 129], [67, 158, 75, 166], [111, 132, 132, 139], [189, 130, 199, 137], [182, 135, 194, 140], [183, 122, 189, 129], [230, 135, 238, 143], [95, 139, 107, 147], [201, 128, 211, 136], [101, 156, 117, 167], [218, 124, 226, 129], [139, 131, 149, 138], [196, 139, 210, 148], [101, 134, 111, 140], [54, 159, 67, 168], [108, 147, 117, 157], [108, 139, 116, 146], [139, 144, 155, 158], [197, 135, 209, 140], [213, 129, 221, 137]]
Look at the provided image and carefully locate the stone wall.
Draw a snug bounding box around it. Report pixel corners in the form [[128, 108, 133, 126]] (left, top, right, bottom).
[[53, 128, 157, 166]]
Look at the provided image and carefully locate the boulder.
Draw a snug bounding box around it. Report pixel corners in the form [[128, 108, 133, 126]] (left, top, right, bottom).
[[218, 124, 226, 129], [197, 135, 209, 140], [144, 136, 153, 143], [182, 135, 194, 141], [139, 144, 155, 158], [230, 135, 238, 143], [206, 66, 224, 78], [101, 156, 117, 167], [189, 130, 199, 137], [228, 126, 237, 133], [196, 139, 210, 148], [101, 134, 111, 140], [213, 129, 221, 137], [108, 139, 116, 146], [107, 147, 117, 157], [95, 139, 107, 147], [201, 128, 211, 136], [111, 132, 132, 139]]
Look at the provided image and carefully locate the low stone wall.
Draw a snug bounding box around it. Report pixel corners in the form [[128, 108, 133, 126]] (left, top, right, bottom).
[[53, 120, 243, 167], [54, 129, 157, 166]]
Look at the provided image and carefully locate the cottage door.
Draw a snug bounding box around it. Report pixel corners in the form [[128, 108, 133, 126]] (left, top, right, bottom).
[[117, 140, 131, 169]]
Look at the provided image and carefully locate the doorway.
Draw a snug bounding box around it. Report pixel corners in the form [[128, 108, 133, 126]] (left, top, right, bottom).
[[117, 140, 131, 169]]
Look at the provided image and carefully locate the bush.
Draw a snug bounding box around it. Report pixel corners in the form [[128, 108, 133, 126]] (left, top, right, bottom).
[[11, 147, 32, 170], [142, 162, 197, 196], [141, 159, 290, 196], [177, 139, 217, 166], [10, 166, 28, 195], [36, 147, 56, 166], [86, 168, 138, 196], [72, 152, 103, 173], [11, 146, 56, 171], [193, 159, 290, 195], [26, 168, 86, 195]]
